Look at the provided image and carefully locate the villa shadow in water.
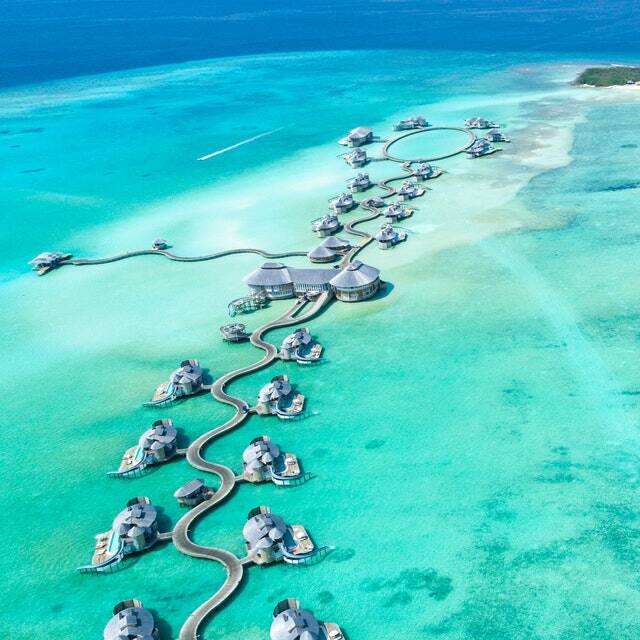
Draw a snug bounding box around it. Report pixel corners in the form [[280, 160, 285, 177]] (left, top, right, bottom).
[[149, 607, 173, 640], [371, 280, 395, 300]]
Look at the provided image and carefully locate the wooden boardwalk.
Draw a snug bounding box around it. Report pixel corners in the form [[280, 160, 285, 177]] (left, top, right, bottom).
[[62, 246, 307, 268], [173, 292, 334, 640]]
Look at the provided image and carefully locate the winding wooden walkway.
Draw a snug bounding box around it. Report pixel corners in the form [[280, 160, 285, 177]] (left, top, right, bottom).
[[172, 292, 333, 640], [63, 246, 307, 268]]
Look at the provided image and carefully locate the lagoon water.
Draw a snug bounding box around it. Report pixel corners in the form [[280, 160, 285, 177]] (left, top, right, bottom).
[[1, 49, 640, 639]]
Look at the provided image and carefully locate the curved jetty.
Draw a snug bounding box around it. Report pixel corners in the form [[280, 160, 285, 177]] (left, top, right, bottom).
[[104, 599, 159, 640], [145, 359, 204, 407], [173, 294, 333, 640], [280, 327, 323, 364], [109, 419, 178, 479], [243, 506, 320, 565], [256, 374, 305, 418], [311, 213, 341, 238], [271, 598, 345, 640], [242, 435, 306, 485], [30, 246, 308, 275], [382, 125, 476, 163], [77, 497, 161, 574], [220, 322, 251, 342]]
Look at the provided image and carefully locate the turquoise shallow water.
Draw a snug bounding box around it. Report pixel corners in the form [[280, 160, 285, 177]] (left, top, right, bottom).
[[1, 50, 640, 639]]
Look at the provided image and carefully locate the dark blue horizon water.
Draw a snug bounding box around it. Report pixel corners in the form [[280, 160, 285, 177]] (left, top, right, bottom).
[[1, 0, 640, 88]]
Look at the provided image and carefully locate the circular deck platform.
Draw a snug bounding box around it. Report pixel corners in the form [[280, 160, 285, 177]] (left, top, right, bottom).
[[382, 126, 476, 163]]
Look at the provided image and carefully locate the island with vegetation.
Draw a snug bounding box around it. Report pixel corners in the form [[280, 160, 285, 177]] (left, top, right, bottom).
[[576, 66, 640, 87]]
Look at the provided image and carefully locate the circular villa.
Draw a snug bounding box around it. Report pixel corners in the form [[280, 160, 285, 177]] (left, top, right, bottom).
[[329, 260, 380, 302]]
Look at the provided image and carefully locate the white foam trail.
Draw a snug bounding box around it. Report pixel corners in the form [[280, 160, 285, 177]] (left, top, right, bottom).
[[197, 127, 284, 161]]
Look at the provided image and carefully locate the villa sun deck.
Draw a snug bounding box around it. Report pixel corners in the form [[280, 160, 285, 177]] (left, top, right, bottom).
[[279, 453, 302, 478], [324, 622, 346, 640], [278, 393, 305, 419], [115, 446, 143, 475], [287, 524, 315, 557], [91, 531, 119, 566]]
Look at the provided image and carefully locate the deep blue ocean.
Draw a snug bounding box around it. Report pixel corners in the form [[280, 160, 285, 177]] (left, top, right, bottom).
[[1, 0, 639, 87]]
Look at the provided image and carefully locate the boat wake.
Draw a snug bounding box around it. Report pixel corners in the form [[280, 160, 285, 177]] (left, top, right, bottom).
[[197, 127, 285, 161]]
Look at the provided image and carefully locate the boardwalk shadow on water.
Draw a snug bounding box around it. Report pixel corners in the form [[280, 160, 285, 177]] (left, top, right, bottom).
[[198, 569, 250, 638]]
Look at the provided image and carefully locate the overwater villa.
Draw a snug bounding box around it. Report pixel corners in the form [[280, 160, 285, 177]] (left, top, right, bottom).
[[384, 201, 412, 222], [243, 260, 380, 302], [484, 128, 510, 143], [256, 374, 305, 419], [280, 327, 323, 363], [78, 497, 159, 573], [307, 243, 338, 264], [346, 172, 371, 193], [271, 598, 345, 640], [375, 223, 407, 249], [104, 600, 159, 640], [393, 115, 429, 130], [344, 147, 368, 168], [311, 213, 341, 238], [329, 192, 355, 214], [152, 238, 168, 250], [321, 236, 351, 252], [330, 260, 381, 301], [145, 359, 204, 407], [307, 236, 351, 263], [242, 436, 304, 485], [28, 251, 72, 275], [338, 125, 373, 147], [465, 139, 498, 158], [109, 419, 178, 479], [228, 289, 269, 316], [220, 322, 251, 342], [173, 478, 215, 507], [243, 506, 316, 565], [413, 162, 442, 181], [396, 180, 425, 201], [361, 195, 385, 208], [464, 116, 499, 129]]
